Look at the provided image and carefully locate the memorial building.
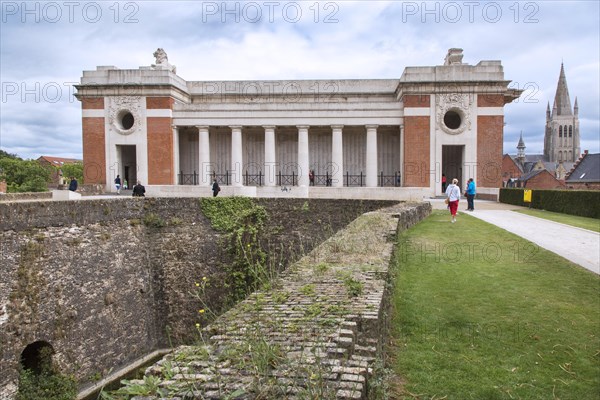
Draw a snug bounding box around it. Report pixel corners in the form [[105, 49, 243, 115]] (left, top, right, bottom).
[[76, 48, 521, 199]]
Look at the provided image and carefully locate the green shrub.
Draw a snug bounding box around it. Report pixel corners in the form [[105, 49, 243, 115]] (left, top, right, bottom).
[[142, 212, 165, 228], [499, 188, 600, 218], [17, 368, 77, 400]]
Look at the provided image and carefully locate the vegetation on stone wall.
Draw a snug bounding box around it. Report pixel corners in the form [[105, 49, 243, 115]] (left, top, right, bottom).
[[200, 197, 269, 304], [16, 347, 77, 400]]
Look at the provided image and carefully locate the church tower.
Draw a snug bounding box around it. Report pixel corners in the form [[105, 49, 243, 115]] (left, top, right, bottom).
[[516, 131, 526, 165], [544, 63, 580, 162]]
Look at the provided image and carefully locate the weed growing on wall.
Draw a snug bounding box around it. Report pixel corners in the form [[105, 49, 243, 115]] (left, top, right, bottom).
[[200, 197, 269, 304]]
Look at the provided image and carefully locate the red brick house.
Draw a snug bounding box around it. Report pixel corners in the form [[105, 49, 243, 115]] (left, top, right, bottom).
[[37, 156, 82, 187]]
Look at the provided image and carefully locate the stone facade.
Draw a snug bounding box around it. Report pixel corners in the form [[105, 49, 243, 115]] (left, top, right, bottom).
[[0, 198, 398, 398], [75, 48, 521, 200]]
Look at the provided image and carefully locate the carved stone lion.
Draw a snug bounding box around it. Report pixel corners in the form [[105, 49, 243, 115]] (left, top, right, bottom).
[[151, 48, 176, 73], [153, 48, 168, 65]]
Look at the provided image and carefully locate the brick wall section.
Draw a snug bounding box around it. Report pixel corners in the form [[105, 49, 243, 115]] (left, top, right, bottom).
[[567, 182, 600, 190], [501, 155, 523, 187], [81, 97, 104, 110], [477, 94, 504, 107], [525, 170, 565, 189], [146, 97, 174, 109], [146, 97, 174, 185], [403, 94, 430, 108], [0, 198, 400, 398], [477, 116, 503, 187], [403, 116, 430, 187], [147, 117, 174, 185]]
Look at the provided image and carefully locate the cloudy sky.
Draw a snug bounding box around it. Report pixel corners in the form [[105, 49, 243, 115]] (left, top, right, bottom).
[[1, 0, 598, 160]]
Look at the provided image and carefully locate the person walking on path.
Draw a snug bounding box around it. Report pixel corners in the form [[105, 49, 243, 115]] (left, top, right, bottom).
[[114, 175, 122, 194], [212, 178, 221, 197], [466, 178, 476, 211], [445, 178, 461, 223], [441, 173, 447, 192]]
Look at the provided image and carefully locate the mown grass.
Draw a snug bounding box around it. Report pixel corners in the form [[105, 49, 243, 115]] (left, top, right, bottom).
[[389, 210, 600, 400], [514, 209, 600, 233]]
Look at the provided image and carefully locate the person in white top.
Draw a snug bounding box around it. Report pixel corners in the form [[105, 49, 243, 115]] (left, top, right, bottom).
[[445, 178, 461, 223]]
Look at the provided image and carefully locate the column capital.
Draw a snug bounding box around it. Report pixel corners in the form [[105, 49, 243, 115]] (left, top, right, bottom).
[[229, 125, 242, 130], [196, 125, 210, 130], [296, 125, 310, 130], [263, 125, 276, 130], [331, 125, 344, 130], [365, 124, 379, 130]]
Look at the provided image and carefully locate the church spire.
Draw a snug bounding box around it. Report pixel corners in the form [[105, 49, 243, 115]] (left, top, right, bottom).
[[517, 131, 526, 162], [574, 96, 579, 115], [553, 63, 573, 116]]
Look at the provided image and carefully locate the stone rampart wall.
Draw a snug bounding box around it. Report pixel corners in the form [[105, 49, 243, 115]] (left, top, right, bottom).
[[121, 202, 432, 399], [0, 198, 397, 397]]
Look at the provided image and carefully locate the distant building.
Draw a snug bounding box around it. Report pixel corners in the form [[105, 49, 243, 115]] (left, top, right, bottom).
[[501, 132, 567, 189], [565, 151, 600, 190], [544, 64, 580, 162], [37, 156, 82, 186], [502, 64, 582, 189]]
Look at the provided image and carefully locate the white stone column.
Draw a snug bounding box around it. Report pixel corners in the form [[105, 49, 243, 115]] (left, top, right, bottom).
[[197, 126, 211, 185], [264, 126, 276, 186], [297, 126, 310, 187], [331, 125, 344, 187], [230, 126, 243, 186], [173, 125, 180, 185], [399, 125, 404, 186], [366, 125, 378, 187]]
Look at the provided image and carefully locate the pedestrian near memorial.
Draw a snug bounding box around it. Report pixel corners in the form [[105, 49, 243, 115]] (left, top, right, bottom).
[[132, 180, 145, 197], [466, 178, 476, 211], [445, 178, 461, 223], [114, 175, 121, 194], [212, 178, 221, 197], [68, 177, 78, 192]]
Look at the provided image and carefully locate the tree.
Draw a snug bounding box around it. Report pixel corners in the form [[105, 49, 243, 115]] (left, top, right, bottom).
[[60, 162, 84, 184], [0, 157, 51, 192], [0, 149, 21, 160]]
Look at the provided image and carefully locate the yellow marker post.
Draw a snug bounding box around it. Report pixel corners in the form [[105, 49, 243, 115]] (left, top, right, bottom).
[[523, 189, 532, 203]]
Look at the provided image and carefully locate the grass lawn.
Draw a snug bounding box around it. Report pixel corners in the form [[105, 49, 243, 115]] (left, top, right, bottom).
[[513, 209, 600, 233], [389, 210, 600, 400]]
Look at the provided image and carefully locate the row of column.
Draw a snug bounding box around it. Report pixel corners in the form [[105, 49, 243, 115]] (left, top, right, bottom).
[[196, 124, 385, 187]]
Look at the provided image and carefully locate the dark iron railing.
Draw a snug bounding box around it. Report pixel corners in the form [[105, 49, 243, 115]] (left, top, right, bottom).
[[313, 173, 332, 186], [213, 171, 231, 186], [178, 171, 198, 185], [277, 172, 297, 186], [345, 172, 364, 187], [244, 171, 263, 186], [379, 172, 402, 187]]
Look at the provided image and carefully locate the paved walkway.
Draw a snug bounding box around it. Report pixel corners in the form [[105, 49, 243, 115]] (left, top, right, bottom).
[[428, 198, 600, 275]]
